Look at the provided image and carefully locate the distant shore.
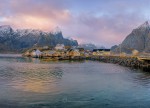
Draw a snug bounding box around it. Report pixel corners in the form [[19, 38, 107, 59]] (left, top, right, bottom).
[[0, 53, 149, 72], [23, 54, 150, 72], [89, 55, 150, 72]]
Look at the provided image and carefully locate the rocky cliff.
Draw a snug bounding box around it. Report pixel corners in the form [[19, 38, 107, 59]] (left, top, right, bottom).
[[112, 21, 150, 54], [0, 25, 78, 53]]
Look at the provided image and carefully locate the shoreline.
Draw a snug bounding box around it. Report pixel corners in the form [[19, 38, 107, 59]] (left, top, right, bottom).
[[1, 53, 149, 72], [28, 55, 150, 72], [89, 56, 150, 72]]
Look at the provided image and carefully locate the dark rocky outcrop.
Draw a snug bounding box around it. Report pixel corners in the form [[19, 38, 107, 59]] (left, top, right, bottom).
[[110, 45, 118, 51]]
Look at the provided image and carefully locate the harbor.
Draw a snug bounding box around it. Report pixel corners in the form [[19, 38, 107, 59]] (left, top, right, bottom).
[[23, 45, 150, 72]]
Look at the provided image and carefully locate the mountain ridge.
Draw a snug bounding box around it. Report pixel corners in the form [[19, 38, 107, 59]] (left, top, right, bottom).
[[112, 21, 150, 53], [0, 25, 78, 53]]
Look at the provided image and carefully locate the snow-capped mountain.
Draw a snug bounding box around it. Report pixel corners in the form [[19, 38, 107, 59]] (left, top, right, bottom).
[[0, 26, 78, 52], [51, 26, 62, 35], [112, 21, 150, 53], [79, 43, 97, 51], [0, 25, 13, 38], [0, 25, 12, 33], [137, 21, 150, 30]]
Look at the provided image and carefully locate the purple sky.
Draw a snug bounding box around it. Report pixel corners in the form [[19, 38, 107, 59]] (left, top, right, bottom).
[[0, 0, 150, 48]]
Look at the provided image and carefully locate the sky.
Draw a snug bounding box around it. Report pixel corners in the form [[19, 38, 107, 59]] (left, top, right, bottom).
[[0, 0, 150, 48]]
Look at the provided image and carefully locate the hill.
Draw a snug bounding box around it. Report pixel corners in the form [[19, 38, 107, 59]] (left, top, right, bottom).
[[112, 21, 150, 54], [0, 26, 78, 53]]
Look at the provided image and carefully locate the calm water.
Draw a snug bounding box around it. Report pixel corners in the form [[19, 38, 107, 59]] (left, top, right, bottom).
[[0, 54, 150, 108]]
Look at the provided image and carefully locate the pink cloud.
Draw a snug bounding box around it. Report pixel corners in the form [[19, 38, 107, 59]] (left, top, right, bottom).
[[0, 0, 148, 48]]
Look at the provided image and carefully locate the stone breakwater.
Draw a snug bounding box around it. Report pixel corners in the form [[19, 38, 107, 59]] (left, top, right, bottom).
[[89, 56, 150, 71], [25, 54, 150, 72]]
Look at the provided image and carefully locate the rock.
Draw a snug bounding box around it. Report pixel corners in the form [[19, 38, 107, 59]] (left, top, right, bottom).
[[112, 21, 150, 54]]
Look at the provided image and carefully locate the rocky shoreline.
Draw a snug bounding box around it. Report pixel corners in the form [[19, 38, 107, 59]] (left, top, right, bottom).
[[89, 56, 150, 71], [28, 55, 150, 72]]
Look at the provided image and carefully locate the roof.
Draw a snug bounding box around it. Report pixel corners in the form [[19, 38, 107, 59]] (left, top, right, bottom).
[[93, 49, 110, 52]]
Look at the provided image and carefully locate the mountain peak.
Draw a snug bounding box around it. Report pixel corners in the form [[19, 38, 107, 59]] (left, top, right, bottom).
[[51, 26, 62, 34], [0, 25, 78, 52], [138, 21, 150, 29], [0, 25, 12, 29], [0, 25, 13, 33], [112, 21, 150, 54]]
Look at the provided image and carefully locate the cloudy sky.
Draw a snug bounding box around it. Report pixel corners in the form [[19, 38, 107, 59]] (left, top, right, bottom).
[[0, 0, 150, 47]]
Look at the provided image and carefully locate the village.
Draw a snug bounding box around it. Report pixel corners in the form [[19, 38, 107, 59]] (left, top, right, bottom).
[[23, 44, 150, 71], [23, 44, 111, 60]]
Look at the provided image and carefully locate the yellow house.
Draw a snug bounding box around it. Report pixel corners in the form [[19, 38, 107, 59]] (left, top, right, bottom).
[[92, 49, 110, 56], [23, 51, 30, 57], [67, 49, 80, 57]]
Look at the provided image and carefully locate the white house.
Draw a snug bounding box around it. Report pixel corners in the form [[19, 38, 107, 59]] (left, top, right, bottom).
[[43, 46, 49, 49], [31, 49, 42, 58], [55, 44, 65, 50]]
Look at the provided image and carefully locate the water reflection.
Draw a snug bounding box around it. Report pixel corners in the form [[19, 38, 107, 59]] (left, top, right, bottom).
[[1, 62, 63, 93], [129, 69, 150, 87], [12, 78, 60, 93], [1, 55, 150, 107]]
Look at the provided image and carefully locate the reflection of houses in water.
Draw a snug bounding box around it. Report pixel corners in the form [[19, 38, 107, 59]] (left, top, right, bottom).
[[15, 79, 56, 93], [24, 57, 41, 63], [31, 58, 41, 63]]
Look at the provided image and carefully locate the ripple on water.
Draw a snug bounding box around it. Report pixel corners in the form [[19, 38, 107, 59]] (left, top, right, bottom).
[[0, 56, 150, 108]]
